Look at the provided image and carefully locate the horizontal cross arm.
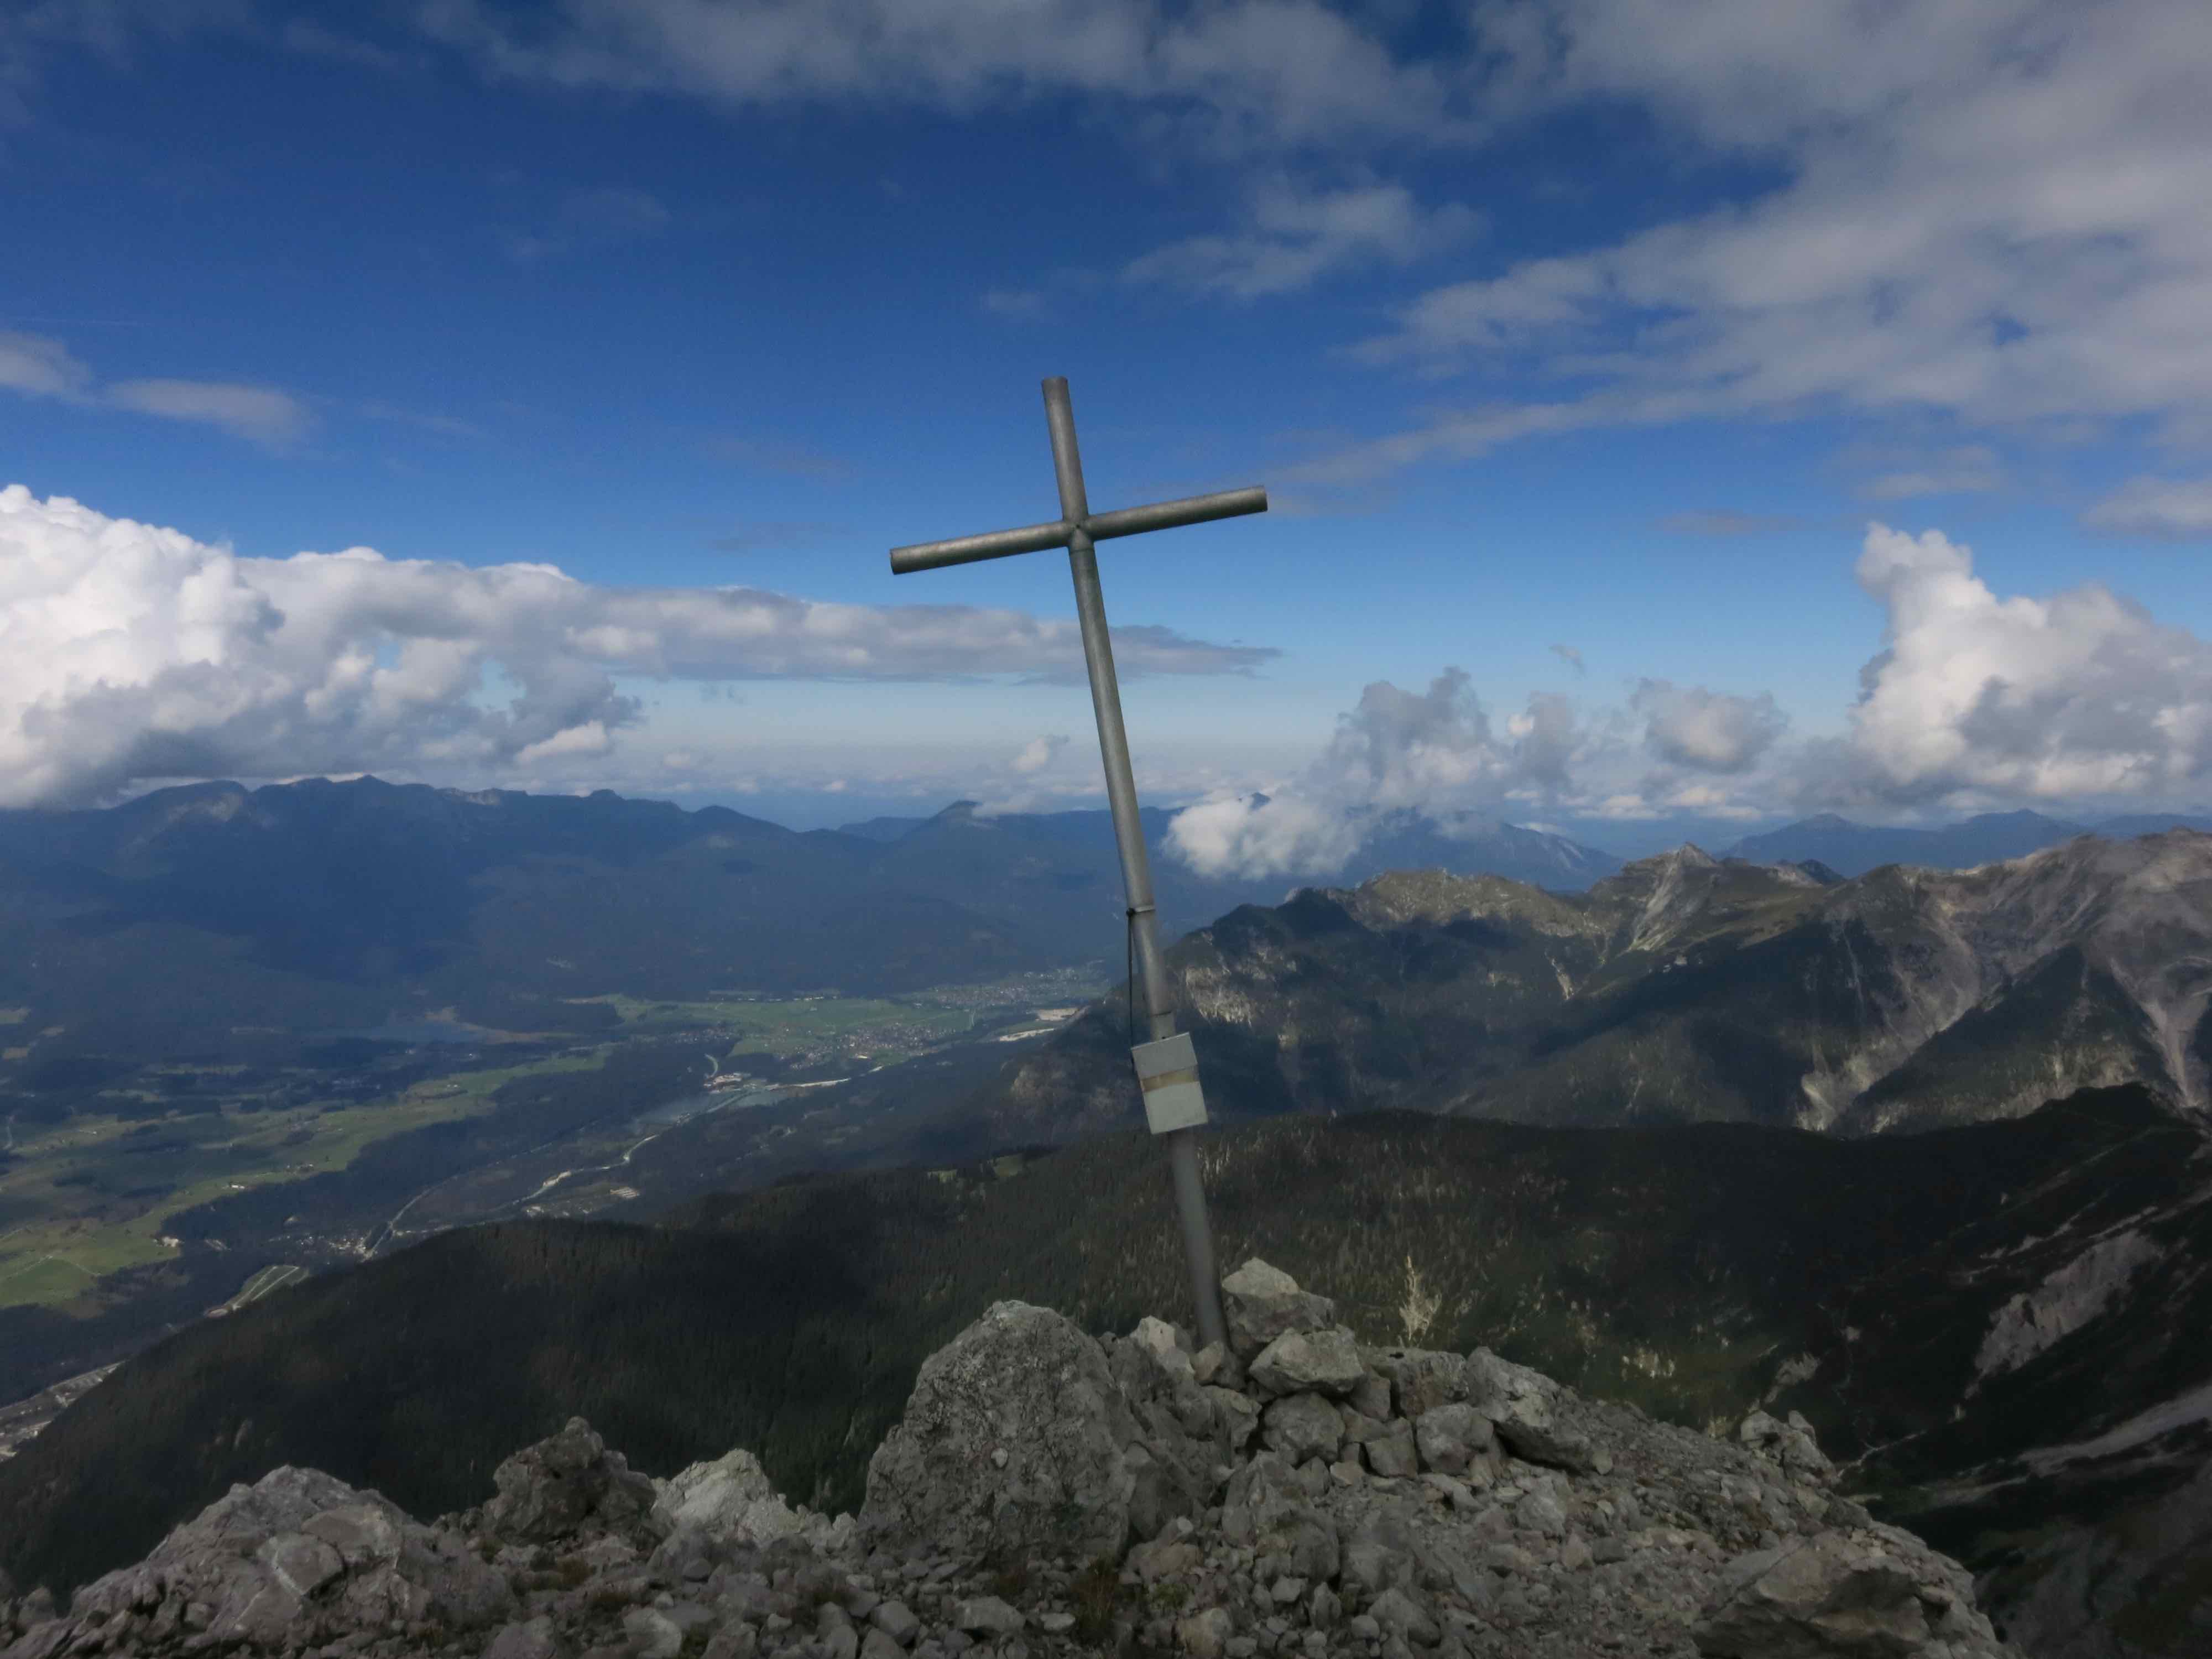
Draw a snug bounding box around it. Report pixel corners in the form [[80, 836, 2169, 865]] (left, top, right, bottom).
[[890, 484, 1266, 576], [889, 516, 1073, 576], [1088, 484, 1267, 544]]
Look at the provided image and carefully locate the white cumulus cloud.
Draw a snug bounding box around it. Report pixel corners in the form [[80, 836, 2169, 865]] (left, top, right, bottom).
[[1632, 680, 1788, 774], [1166, 515, 2212, 853], [0, 486, 1276, 811], [1011, 733, 1070, 774], [1165, 667, 1599, 878], [1792, 520, 2212, 806]]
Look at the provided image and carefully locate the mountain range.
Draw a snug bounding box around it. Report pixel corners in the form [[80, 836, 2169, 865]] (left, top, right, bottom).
[[0, 780, 1616, 1073], [959, 830, 2212, 1151], [1721, 808, 2212, 878], [4, 776, 2201, 1078]]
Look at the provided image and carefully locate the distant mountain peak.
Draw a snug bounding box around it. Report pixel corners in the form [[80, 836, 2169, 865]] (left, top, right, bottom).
[[1963, 808, 2080, 827], [927, 800, 993, 828], [1612, 842, 1718, 877]]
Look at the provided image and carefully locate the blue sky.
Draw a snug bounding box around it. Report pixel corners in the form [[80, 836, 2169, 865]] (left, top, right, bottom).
[[4, 0, 2209, 869]]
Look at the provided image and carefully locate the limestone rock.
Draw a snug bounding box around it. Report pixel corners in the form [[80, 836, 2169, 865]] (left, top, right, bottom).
[[652, 1447, 806, 1545], [1348, 1370, 1394, 1421], [1361, 1417, 1419, 1478], [482, 1417, 664, 1550], [1738, 1407, 1840, 1488], [1129, 1316, 1194, 1380], [1464, 1348, 1606, 1472], [859, 1299, 1139, 1563], [1308, 1583, 1342, 1630], [1369, 1584, 1441, 1647], [1122, 1442, 1201, 1543], [484, 1615, 568, 1659], [1221, 1453, 1339, 1583], [1341, 1510, 1421, 1599], [1220, 1259, 1335, 1362], [1106, 1323, 1225, 1528], [1692, 1530, 2005, 1656], [866, 1598, 915, 1640], [1192, 1341, 1234, 1386], [623, 1605, 685, 1659], [6, 1267, 2025, 1659], [1259, 1391, 1345, 1464], [1247, 1327, 1365, 1399], [9, 1465, 512, 1657], [1206, 1384, 1260, 1455], [1412, 1401, 1493, 1476], [1128, 1536, 1203, 1583], [1177, 1605, 1233, 1658], [952, 1594, 1024, 1635], [646, 1444, 849, 1556], [1367, 1348, 1469, 1419]]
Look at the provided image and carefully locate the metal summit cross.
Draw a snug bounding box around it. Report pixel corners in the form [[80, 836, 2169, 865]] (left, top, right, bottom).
[[888, 375, 1266, 1352]]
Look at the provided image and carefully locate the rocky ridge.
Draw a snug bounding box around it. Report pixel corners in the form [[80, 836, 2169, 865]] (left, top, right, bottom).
[[991, 830, 2212, 1148], [0, 1261, 2019, 1659]]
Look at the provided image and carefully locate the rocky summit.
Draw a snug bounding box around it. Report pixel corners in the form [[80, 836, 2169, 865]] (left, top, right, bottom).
[[0, 1261, 2018, 1659]]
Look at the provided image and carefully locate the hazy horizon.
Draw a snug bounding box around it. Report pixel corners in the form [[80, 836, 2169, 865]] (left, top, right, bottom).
[[50, 771, 2211, 871]]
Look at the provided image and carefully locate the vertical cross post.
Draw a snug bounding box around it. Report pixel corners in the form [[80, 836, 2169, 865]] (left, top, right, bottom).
[[888, 375, 1265, 1354]]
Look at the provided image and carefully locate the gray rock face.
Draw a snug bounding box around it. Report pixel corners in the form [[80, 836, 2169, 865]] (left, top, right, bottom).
[[1222, 1453, 1340, 1584], [1693, 1530, 1996, 1656], [1220, 1258, 1336, 1361], [2, 1465, 513, 1658], [1103, 1321, 1224, 1525], [1205, 1383, 1260, 1455], [1062, 830, 2212, 1137], [2, 1255, 2023, 1659], [623, 1605, 685, 1659], [1248, 1326, 1366, 1399], [482, 1614, 566, 1659], [1361, 1416, 1420, 1478], [1341, 1510, 1422, 1599], [1412, 1402, 1493, 1475], [951, 1594, 1022, 1635], [1259, 1391, 1344, 1464], [858, 1299, 1138, 1564], [481, 1417, 664, 1549], [1736, 1407, 1837, 1488], [1368, 1346, 1470, 1418], [650, 1446, 847, 1554]]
